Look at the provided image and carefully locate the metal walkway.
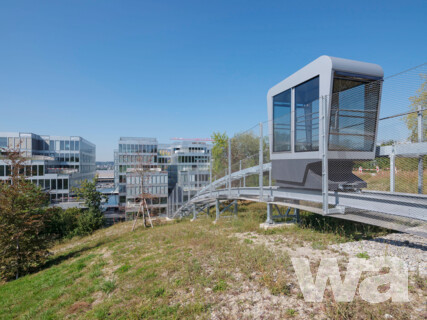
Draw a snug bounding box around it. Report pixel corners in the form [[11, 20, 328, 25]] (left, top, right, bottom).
[[171, 162, 427, 238]]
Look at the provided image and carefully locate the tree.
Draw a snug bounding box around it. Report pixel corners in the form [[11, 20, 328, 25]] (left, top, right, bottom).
[[405, 74, 427, 142], [211, 131, 228, 177], [0, 149, 50, 280], [73, 177, 104, 235], [45, 207, 79, 239]]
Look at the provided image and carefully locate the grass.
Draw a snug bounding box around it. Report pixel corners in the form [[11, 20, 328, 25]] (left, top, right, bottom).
[[355, 169, 427, 194], [0, 202, 422, 319], [356, 251, 370, 259]]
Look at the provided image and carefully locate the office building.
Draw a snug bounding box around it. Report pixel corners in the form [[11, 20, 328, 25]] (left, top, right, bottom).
[[0, 132, 96, 202], [114, 137, 211, 217]]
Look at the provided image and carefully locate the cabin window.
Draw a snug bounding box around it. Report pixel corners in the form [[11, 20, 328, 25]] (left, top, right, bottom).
[[273, 89, 292, 152], [295, 76, 319, 152], [329, 72, 381, 151]]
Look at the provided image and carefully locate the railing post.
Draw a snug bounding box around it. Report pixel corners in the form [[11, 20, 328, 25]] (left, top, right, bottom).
[[269, 166, 272, 187], [390, 145, 396, 192], [418, 105, 423, 194], [321, 96, 329, 214], [228, 138, 231, 197], [259, 122, 263, 201]]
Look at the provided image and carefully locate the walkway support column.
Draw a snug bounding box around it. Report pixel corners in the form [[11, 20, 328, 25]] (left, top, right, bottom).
[[215, 199, 220, 223], [191, 204, 197, 221], [266, 203, 273, 224]]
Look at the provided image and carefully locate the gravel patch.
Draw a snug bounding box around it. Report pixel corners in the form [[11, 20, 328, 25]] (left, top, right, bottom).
[[329, 233, 427, 275]]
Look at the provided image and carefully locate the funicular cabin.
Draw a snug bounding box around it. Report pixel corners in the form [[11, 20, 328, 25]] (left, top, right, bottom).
[[267, 56, 383, 190]]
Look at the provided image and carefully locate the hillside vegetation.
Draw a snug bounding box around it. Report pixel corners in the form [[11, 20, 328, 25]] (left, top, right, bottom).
[[0, 202, 424, 319]]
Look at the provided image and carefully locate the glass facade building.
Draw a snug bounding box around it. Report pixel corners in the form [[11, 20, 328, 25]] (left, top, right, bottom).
[[114, 137, 211, 217], [0, 132, 96, 202]]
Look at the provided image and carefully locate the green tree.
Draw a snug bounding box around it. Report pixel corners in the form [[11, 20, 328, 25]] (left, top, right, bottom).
[[405, 74, 427, 142], [0, 150, 50, 280], [73, 177, 104, 235], [211, 132, 228, 177], [45, 207, 79, 239]]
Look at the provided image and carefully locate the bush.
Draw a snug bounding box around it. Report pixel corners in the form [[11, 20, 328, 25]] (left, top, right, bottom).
[[73, 209, 104, 236], [45, 207, 79, 239]]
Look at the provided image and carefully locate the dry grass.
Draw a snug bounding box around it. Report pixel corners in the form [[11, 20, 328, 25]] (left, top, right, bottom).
[[0, 203, 424, 319]]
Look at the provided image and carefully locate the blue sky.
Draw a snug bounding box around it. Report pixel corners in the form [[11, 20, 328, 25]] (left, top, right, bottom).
[[0, 0, 426, 160]]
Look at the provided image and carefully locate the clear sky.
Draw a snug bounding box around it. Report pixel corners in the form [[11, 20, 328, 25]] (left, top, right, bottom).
[[1, 0, 426, 160]]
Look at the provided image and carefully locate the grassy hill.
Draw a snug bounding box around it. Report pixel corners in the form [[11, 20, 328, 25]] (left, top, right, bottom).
[[0, 202, 424, 319]]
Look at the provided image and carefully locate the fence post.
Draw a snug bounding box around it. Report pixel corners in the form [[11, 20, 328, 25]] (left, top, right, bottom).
[[418, 105, 423, 194], [259, 122, 264, 201], [175, 186, 178, 212], [239, 160, 242, 188], [321, 96, 329, 214], [390, 145, 396, 192], [187, 171, 190, 204], [210, 159, 212, 198], [228, 138, 231, 197]]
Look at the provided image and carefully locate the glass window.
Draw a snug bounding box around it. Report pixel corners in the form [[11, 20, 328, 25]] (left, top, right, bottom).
[[75, 141, 80, 150], [295, 76, 319, 152], [71, 141, 75, 151], [39, 179, 44, 188], [38, 165, 44, 176], [50, 140, 55, 151], [329, 73, 381, 151], [0, 137, 7, 148], [273, 89, 292, 152], [75, 153, 79, 162], [58, 179, 63, 190], [64, 179, 68, 189], [0, 165, 4, 176], [65, 141, 70, 150], [60, 140, 64, 150], [71, 153, 75, 162], [65, 153, 70, 162], [45, 179, 50, 189], [51, 179, 56, 189]]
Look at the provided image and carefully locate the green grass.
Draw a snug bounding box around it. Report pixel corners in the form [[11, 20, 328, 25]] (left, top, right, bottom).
[[356, 251, 370, 259], [0, 202, 419, 319]]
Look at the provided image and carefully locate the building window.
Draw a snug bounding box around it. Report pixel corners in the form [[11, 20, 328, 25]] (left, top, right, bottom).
[[329, 73, 381, 152], [0, 137, 7, 148], [295, 76, 319, 152], [75, 141, 80, 150]]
